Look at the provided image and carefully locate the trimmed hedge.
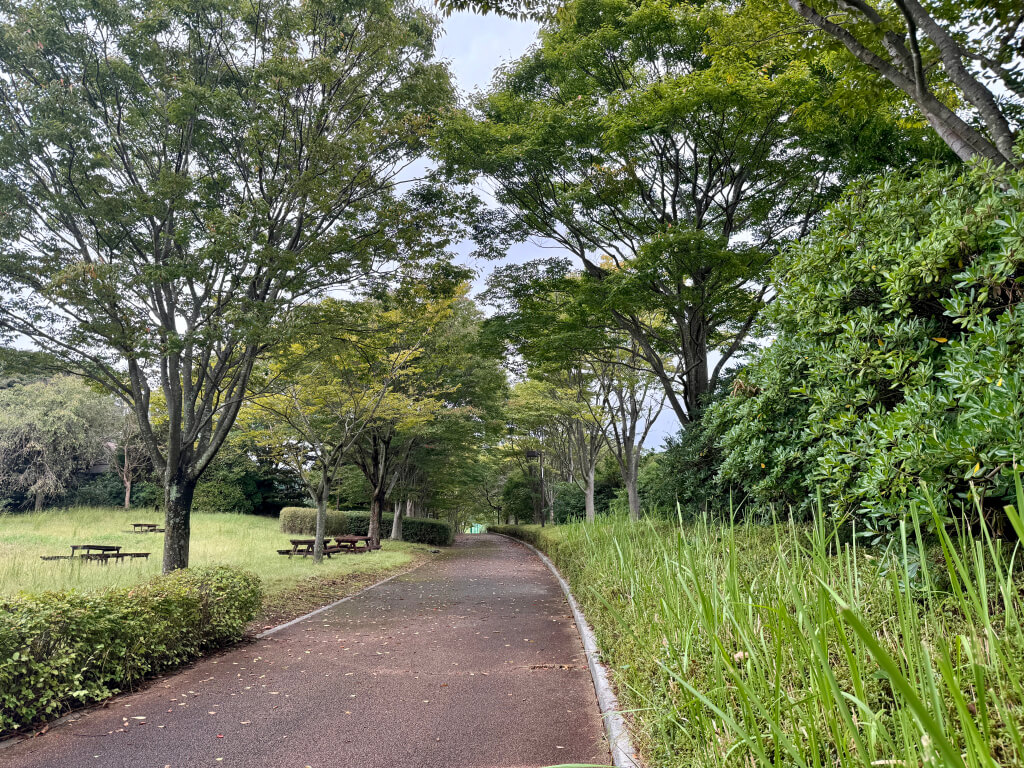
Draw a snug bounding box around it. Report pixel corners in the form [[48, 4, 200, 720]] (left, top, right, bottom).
[[0, 566, 261, 735], [280, 507, 453, 547]]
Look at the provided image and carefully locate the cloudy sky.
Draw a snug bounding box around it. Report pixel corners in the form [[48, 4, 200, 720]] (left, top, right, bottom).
[[435, 10, 538, 95]]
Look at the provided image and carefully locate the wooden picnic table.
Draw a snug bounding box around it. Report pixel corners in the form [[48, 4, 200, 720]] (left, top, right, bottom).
[[130, 522, 164, 533], [71, 544, 122, 555], [78, 551, 151, 565], [285, 538, 316, 557], [334, 535, 373, 551], [277, 536, 376, 558], [43, 544, 149, 565]]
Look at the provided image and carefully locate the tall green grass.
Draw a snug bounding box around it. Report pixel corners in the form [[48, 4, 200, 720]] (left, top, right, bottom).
[[501, 477, 1024, 767], [0, 506, 419, 597]]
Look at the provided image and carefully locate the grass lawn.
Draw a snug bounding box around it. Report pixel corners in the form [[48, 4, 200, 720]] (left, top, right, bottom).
[[0, 507, 431, 627]]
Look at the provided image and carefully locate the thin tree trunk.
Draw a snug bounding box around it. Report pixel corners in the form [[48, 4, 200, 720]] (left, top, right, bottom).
[[162, 474, 196, 573], [124, 478, 132, 510], [390, 499, 404, 541], [313, 492, 328, 564], [584, 466, 596, 523], [626, 456, 640, 521], [626, 479, 640, 521]]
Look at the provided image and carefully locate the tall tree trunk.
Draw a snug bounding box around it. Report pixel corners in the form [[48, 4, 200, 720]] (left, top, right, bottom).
[[123, 478, 132, 510], [584, 466, 596, 523], [162, 474, 196, 573], [34, 489, 43, 512], [391, 498, 405, 541], [368, 485, 386, 547]]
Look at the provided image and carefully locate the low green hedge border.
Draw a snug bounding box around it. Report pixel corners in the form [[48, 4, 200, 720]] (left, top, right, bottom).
[[279, 507, 454, 547], [488, 524, 547, 548], [0, 566, 261, 735]]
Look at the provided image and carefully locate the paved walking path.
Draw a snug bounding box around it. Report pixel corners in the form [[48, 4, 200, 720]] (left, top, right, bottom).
[[1, 534, 610, 768]]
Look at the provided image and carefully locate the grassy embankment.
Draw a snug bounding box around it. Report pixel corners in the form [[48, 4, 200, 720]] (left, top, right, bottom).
[[493, 486, 1024, 768], [0, 507, 429, 627]]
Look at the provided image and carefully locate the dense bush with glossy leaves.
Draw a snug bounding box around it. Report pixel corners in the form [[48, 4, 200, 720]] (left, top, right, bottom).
[[711, 160, 1024, 535]]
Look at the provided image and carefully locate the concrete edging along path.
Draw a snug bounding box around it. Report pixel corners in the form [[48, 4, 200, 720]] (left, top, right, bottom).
[[493, 533, 643, 768]]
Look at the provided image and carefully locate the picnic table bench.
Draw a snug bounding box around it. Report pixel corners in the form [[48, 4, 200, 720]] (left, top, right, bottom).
[[130, 522, 164, 533], [40, 544, 150, 564], [71, 544, 121, 556], [334, 535, 376, 551], [79, 551, 151, 565], [277, 536, 376, 558]]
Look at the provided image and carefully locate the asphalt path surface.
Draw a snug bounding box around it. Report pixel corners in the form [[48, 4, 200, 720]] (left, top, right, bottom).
[[1, 534, 610, 768]]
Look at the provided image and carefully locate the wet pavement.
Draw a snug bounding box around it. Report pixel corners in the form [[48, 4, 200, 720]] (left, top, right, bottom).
[[0, 534, 610, 768]]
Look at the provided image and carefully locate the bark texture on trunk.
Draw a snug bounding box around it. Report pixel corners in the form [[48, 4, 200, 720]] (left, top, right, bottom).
[[390, 499, 404, 541], [162, 477, 196, 572], [34, 489, 43, 512], [584, 467, 596, 523], [785, 0, 1017, 167], [123, 478, 132, 510], [368, 486, 385, 547], [313, 494, 328, 564], [622, 481, 638, 524]]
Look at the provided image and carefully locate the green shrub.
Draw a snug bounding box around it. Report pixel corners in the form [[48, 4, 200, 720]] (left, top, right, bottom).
[[552, 482, 585, 523], [193, 479, 257, 515], [0, 566, 261, 735], [712, 160, 1024, 536], [279, 507, 453, 546]]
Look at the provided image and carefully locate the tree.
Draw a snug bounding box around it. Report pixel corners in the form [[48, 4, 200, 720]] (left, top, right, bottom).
[[442, 0, 942, 423], [249, 297, 434, 562], [762, 0, 1022, 165], [0, 0, 457, 570], [351, 292, 506, 545], [594, 349, 665, 520], [487, 268, 666, 520], [506, 374, 608, 521], [0, 376, 119, 510], [105, 411, 150, 510]]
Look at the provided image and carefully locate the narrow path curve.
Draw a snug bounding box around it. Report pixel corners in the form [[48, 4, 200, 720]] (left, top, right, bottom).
[[1, 534, 610, 768]]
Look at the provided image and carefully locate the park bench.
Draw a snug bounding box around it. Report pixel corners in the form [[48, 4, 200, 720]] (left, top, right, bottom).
[[334, 535, 375, 551], [129, 522, 164, 533], [70, 544, 121, 556], [277, 538, 357, 558], [41, 545, 149, 564], [78, 552, 151, 565]]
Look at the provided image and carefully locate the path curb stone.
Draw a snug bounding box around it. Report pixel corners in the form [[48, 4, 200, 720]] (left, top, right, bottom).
[[493, 533, 644, 768]]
